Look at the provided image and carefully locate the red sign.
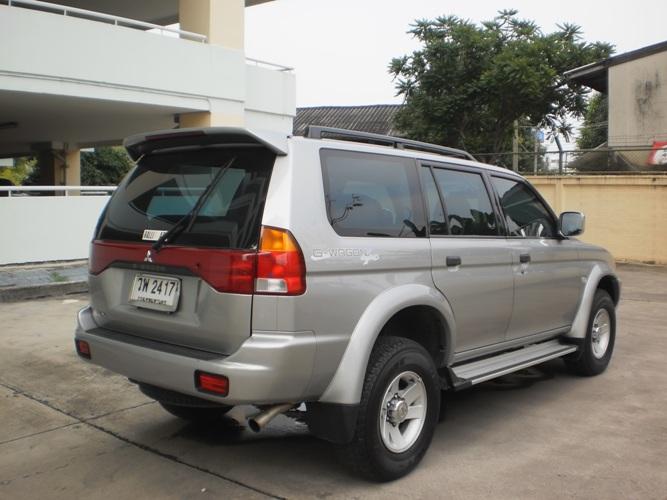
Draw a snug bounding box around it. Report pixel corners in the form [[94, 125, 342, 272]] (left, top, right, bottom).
[[647, 141, 667, 165]]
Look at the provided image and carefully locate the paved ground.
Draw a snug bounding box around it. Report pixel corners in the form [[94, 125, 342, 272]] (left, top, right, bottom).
[[0, 261, 87, 302], [0, 260, 87, 288], [1, 265, 666, 499]]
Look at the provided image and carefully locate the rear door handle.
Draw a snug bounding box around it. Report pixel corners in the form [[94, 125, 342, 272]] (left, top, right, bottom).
[[446, 256, 461, 267], [519, 253, 531, 264]]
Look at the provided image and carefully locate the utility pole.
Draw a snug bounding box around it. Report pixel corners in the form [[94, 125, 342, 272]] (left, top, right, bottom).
[[512, 120, 519, 171], [533, 128, 538, 175]]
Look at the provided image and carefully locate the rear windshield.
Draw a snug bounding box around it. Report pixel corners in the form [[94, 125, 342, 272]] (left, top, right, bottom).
[[96, 147, 275, 249]]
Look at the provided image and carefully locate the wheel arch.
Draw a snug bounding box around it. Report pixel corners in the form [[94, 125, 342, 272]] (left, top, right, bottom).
[[566, 263, 620, 340], [318, 284, 455, 405], [597, 274, 621, 306]]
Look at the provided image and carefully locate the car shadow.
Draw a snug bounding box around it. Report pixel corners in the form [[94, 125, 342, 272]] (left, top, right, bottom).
[[155, 359, 578, 478]]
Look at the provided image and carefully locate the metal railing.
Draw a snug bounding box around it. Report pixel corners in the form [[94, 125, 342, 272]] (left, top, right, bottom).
[[0, 186, 117, 197], [4, 0, 208, 42], [471, 146, 667, 175], [246, 57, 295, 73]]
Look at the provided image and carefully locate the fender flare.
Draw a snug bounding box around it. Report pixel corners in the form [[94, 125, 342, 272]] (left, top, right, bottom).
[[565, 263, 619, 339], [318, 283, 456, 405]]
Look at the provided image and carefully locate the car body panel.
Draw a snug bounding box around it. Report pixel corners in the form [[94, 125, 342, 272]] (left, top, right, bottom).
[[76, 128, 620, 409]]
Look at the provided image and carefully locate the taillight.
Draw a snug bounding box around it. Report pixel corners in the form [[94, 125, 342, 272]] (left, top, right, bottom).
[[75, 339, 91, 359], [195, 371, 229, 396], [255, 226, 306, 295], [89, 241, 256, 294], [89, 227, 305, 296]]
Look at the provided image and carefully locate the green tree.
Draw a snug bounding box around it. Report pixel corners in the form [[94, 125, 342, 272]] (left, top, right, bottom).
[[389, 10, 613, 164], [21, 146, 134, 186], [576, 93, 608, 150], [81, 147, 133, 186], [0, 157, 36, 185]]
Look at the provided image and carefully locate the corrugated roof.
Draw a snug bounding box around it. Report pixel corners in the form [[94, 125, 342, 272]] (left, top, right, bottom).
[[293, 104, 404, 137]]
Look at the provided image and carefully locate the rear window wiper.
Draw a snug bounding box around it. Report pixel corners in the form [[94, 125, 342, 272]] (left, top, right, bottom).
[[152, 157, 236, 253]]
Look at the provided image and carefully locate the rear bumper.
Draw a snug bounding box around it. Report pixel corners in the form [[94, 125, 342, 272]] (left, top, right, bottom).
[[75, 306, 317, 405]]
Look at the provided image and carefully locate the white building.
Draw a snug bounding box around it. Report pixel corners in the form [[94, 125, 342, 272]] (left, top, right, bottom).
[[0, 0, 296, 185]]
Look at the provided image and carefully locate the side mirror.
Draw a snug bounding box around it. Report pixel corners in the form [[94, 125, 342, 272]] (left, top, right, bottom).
[[559, 211, 585, 237]]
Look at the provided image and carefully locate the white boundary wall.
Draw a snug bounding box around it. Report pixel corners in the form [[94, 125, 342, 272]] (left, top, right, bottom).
[[0, 196, 109, 265]]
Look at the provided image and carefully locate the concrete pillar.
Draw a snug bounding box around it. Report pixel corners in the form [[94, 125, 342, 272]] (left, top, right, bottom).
[[35, 148, 80, 194], [178, 0, 246, 128], [179, 0, 244, 49], [179, 111, 245, 129], [63, 148, 81, 192], [36, 151, 57, 186]]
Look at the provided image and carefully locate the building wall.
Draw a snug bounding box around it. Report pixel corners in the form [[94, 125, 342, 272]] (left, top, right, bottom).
[[527, 175, 667, 264], [0, 196, 110, 265], [4, 176, 664, 266], [608, 51, 667, 147]]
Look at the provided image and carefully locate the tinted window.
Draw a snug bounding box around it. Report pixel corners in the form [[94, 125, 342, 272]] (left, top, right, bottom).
[[321, 150, 425, 237], [420, 167, 447, 235], [97, 148, 275, 249], [491, 176, 557, 238], [431, 168, 497, 236]]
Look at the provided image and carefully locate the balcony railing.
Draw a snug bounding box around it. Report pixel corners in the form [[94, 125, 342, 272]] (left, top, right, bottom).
[[3, 0, 208, 42], [246, 57, 294, 73], [0, 186, 117, 197]]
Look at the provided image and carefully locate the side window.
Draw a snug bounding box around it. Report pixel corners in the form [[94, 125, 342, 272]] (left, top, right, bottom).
[[491, 176, 557, 238], [419, 167, 447, 235], [431, 168, 498, 236], [321, 150, 425, 237]]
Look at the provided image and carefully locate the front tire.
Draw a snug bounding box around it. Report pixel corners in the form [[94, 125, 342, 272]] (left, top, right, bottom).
[[566, 289, 616, 376], [336, 336, 440, 481]]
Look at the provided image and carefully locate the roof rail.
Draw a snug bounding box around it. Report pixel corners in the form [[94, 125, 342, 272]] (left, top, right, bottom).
[[304, 126, 476, 161]]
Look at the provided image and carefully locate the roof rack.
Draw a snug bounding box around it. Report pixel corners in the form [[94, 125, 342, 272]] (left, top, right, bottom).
[[304, 126, 476, 162]]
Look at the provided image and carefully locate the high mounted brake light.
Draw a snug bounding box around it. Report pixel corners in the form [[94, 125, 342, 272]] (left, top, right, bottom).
[[255, 227, 306, 295]]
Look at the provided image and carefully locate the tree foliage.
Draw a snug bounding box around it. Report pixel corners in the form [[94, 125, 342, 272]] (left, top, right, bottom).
[[80, 147, 133, 186], [21, 146, 133, 186], [0, 157, 36, 185], [576, 92, 608, 150], [389, 10, 613, 163]]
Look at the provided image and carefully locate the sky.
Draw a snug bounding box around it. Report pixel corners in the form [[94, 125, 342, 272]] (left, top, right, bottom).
[[245, 0, 666, 108]]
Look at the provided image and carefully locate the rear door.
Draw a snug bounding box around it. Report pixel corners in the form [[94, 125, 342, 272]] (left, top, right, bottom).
[[422, 163, 515, 352], [489, 175, 584, 339], [89, 146, 276, 354]]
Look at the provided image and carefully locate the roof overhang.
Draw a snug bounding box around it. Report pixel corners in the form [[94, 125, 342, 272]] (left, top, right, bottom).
[[565, 40, 667, 93], [0, 89, 201, 158], [564, 62, 608, 93]]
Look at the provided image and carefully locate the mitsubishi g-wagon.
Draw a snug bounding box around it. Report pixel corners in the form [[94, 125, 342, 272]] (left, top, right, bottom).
[[75, 126, 620, 481]]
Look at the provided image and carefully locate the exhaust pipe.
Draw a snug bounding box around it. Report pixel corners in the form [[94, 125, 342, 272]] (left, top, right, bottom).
[[247, 403, 294, 432]]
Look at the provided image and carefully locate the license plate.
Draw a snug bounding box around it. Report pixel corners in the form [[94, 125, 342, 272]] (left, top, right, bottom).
[[129, 274, 181, 312]]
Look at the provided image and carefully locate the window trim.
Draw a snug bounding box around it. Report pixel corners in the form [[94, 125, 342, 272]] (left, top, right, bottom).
[[418, 160, 505, 239], [419, 165, 449, 237], [489, 173, 563, 240], [319, 148, 427, 239]]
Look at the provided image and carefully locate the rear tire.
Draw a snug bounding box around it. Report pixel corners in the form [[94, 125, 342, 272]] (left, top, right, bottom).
[[159, 402, 233, 423], [336, 336, 440, 481], [565, 289, 616, 376]]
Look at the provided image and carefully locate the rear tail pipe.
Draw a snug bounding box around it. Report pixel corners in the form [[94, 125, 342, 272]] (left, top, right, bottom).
[[247, 403, 294, 432]]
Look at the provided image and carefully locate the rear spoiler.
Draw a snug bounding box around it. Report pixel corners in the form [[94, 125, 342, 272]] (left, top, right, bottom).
[[123, 127, 289, 161]]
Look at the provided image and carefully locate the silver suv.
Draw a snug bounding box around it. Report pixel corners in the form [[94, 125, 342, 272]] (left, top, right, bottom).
[[75, 126, 620, 481]]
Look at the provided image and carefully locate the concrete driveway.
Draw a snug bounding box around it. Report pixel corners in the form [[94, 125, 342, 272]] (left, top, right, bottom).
[[1, 265, 666, 499]]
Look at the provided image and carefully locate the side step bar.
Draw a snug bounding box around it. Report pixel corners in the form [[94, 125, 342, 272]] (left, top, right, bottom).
[[449, 340, 578, 390]]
